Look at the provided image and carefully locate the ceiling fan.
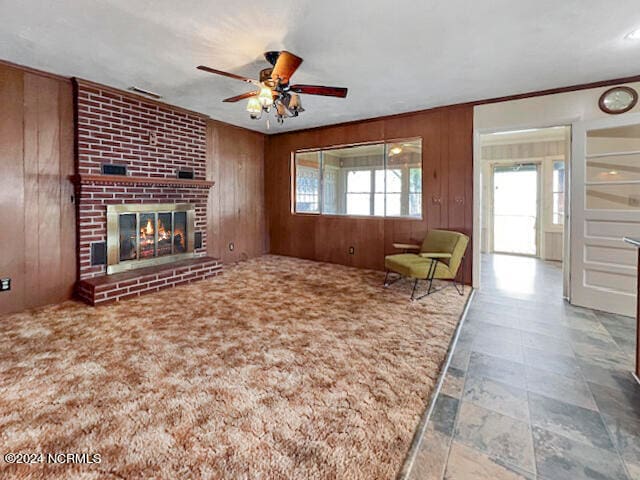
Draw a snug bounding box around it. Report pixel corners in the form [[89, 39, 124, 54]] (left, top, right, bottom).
[[197, 51, 348, 124]]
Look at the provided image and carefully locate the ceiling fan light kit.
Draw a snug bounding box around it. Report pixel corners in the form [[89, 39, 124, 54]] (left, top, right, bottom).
[[197, 50, 347, 125]]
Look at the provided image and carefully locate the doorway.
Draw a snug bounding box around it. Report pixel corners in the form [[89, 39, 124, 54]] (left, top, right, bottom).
[[492, 163, 539, 256], [478, 126, 570, 298]]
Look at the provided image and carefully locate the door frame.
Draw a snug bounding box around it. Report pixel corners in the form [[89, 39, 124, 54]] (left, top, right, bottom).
[[473, 125, 572, 293], [490, 161, 542, 257], [570, 112, 640, 315]]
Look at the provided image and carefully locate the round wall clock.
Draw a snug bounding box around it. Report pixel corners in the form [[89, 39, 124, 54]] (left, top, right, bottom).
[[598, 86, 638, 115]]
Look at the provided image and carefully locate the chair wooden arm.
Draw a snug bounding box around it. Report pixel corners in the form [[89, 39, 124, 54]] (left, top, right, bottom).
[[392, 243, 421, 250], [419, 252, 452, 259]]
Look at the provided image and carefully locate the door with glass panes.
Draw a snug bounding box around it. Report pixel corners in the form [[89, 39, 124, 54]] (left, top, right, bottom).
[[570, 114, 640, 316]]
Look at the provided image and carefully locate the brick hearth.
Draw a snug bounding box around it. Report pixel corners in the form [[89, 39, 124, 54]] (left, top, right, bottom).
[[76, 257, 222, 306]]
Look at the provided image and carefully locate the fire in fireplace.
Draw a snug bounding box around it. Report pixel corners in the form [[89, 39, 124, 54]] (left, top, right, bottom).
[[107, 204, 195, 274]]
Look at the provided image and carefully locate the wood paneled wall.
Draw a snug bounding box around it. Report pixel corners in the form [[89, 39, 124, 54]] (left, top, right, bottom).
[[264, 106, 474, 283], [1, 58, 468, 314], [0, 63, 75, 315], [207, 120, 267, 264]]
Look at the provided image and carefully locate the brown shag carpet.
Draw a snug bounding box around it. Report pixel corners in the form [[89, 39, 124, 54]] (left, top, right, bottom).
[[0, 255, 469, 479]]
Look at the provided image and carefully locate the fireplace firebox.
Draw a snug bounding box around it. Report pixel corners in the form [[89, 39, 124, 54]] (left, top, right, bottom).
[[106, 203, 196, 274]]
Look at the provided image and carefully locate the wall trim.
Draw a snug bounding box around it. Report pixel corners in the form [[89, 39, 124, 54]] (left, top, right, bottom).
[[0, 58, 71, 83], [268, 74, 640, 137]]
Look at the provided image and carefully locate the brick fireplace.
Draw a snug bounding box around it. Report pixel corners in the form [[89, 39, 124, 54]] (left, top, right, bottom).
[[72, 79, 221, 305]]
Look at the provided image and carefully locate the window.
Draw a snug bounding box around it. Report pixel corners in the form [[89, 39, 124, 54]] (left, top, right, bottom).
[[409, 168, 422, 216], [346, 170, 373, 215], [552, 161, 565, 225], [293, 139, 422, 218], [294, 152, 321, 213]]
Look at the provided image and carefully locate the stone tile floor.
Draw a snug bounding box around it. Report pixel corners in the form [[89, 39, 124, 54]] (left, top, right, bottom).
[[406, 254, 639, 480]]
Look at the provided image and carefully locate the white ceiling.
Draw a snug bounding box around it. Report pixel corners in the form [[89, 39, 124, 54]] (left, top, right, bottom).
[[2, 0, 640, 134]]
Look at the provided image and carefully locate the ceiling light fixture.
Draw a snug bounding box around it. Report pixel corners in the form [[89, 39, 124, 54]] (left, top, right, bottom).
[[197, 50, 347, 125], [389, 146, 403, 155], [625, 28, 640, 40]]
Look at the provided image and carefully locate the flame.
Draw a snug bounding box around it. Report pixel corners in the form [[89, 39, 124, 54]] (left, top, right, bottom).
[[158, 219, 171, 240], [130, 215, 187, 257]]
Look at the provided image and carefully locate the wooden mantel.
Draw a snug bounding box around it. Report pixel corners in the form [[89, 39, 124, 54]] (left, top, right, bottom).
[[70, 174, 215, 189], [623, 236, 640, 381]]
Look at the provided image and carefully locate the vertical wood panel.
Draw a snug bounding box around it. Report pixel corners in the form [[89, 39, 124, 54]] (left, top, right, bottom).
[[221, 125, 238, 262], [58, 81, 76, 300], [206, 120, 267, 265], [0, 66, 26, 314], [23, 74, 41, 309], [447, 108, 470, 232], [34, 74, 63, 305], [206, 122, 221, 260], [0, 64, 75, 315]]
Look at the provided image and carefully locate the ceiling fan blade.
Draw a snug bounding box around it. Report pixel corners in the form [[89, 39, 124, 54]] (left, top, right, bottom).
[[222, 91, 258, 103], [289, 84, 348, 98], [197, 66, 259, 85], [271, 51, 303, 84]]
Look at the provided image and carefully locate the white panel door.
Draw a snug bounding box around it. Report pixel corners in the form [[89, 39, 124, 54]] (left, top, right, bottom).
[[571, 115, 640, 316]]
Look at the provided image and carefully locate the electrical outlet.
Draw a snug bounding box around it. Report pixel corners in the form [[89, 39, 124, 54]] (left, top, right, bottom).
[[229, 242, 234, 251], [0, 278, 10, 292], [348, 246, 355, 255]]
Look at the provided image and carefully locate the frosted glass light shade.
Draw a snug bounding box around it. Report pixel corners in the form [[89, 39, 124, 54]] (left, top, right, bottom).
[[246, 96, 261, 114], [258, 87, 273, 107]]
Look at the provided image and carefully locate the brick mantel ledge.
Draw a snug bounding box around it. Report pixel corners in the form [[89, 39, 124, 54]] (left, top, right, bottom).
[[70, 174, 215, 189]]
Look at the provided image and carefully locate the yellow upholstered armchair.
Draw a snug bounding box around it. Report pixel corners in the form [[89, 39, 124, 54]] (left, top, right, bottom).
[[384, 229, 469, 300]]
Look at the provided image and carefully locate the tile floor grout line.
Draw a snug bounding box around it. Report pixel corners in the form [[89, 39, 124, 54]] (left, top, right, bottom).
[[526, 308, 634, 479], [524, 385, 538, 478], [412, 255, 637, 480], [451, 314, 538, 477], [397, 288, 476, 480], [441, 336, 474, 479], [584, 378, 634, 480], [457, 385, 538, 477], [438, 391, 463, 480], [532, 423, 631, 480]]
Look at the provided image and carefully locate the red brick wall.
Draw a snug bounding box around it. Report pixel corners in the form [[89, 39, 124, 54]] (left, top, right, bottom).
[[74, 79, 210, 280], [76, 80, 206, 179]]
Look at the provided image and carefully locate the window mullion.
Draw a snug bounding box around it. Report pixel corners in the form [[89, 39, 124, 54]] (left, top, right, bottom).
[[384, 144, 388, 218], [319, 151, 324, 214], [369, 168, 375, 216], [401, 165, 409, 216]]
